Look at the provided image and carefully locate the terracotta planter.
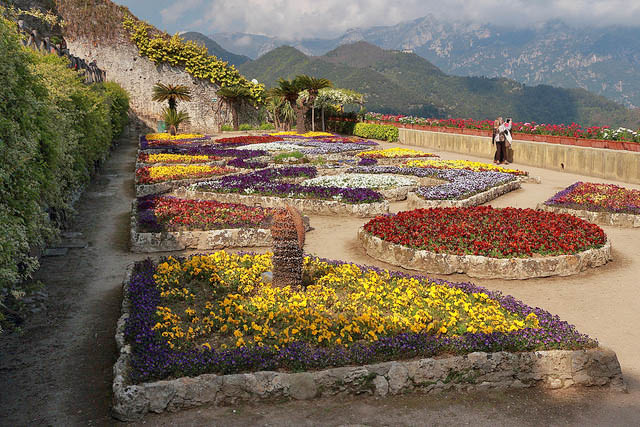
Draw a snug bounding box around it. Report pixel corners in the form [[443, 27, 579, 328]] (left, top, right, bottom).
[[623, 142, 639, 152], [606, 141, 625, 150], [591, 139, 606, 149]]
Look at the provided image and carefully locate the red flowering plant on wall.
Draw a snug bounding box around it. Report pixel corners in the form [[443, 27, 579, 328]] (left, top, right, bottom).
[[363, 206, 607, 258]]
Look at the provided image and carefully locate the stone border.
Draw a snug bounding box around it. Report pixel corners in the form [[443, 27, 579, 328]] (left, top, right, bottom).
[[537, 203, 640, 228], [172, 188, 389, 217], [113, 266, 625, 421], [358, 228, 612, 279], [129, 201, 272, 252], [407, 180, 521, 209], [135, 177, 219, 197]]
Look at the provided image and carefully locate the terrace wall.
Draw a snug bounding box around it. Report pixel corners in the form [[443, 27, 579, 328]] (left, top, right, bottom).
[[399, 129, 640, 185], [67, 40, 255, 133]]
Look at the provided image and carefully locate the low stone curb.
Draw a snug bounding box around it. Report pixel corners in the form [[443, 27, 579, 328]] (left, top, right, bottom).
[[407, 180, 521, 209], [172, 188, 389, 217], [129, 202, 272, 252], [113, 268, 626, 421], [358, 228, 612, 279], [136, 177, 228, 197], [537, 203, 640, 228]]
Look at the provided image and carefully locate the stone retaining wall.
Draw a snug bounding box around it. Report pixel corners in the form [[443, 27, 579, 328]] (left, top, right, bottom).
[[358, 228, 612, 279], [129, 202, 272, 252], [537, 204, 640, 228], [136, 177, 222, 197], [399, 128, 640, 185], [172, 188, 389, 217], [113, 269, 625, 421], [407, 180, 521, 209]]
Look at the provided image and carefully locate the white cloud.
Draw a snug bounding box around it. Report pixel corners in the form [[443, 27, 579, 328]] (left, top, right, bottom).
[[156, 0, 640, 38]]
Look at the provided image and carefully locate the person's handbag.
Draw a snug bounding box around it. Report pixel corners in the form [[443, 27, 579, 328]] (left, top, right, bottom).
[[506, 145, 514, 163]]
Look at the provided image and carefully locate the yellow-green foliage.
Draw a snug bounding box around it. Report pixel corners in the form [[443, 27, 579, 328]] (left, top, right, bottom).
[[354, 122, 399, 142], [122, 16, 264, 103]]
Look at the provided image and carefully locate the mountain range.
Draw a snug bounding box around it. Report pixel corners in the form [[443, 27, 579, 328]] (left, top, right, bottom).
[[234, 41, 638, 128], [211, 15, 640, 109]]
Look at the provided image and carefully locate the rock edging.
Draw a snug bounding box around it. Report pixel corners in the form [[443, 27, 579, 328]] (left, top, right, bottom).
[[358, 228, 612, 279], [113, 266, 625, 421], [407, 180, 521, 209], [172, 188, 389, 217], [537, 203, 640, 228], [129, 201, 272, 252]]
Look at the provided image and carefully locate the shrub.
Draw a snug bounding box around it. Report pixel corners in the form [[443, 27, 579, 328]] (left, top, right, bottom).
[[259, 122, 275, 130], [220, 124, 234, 132], [238, 123, 252, 131], [0, 16, 129, 320], [353, 123, 399, 142]]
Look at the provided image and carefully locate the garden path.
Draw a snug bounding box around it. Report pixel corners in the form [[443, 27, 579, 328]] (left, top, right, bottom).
[[0, 130, 638, 425]]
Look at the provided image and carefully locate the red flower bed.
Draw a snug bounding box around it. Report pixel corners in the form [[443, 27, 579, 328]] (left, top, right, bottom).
[[364, 206, 606, 258], [137, 196, 275, 231], [214, 135, 283, 144]]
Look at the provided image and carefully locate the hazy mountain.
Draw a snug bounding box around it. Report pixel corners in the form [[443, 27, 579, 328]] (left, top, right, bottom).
[[238, 42, 639, 128], [181, 31, 251, 66], [211, 16, 640, 108]]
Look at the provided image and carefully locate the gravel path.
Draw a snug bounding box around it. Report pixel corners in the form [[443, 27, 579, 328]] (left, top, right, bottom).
[[1, 129, 639, 425]]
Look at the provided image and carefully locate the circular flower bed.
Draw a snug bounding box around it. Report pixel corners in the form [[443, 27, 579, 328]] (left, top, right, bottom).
[[364, 206, 606, 257], [544, 182, 640, 215]]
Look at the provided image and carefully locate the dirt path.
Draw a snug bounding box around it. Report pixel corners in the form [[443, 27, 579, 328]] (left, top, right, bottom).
[[1, 132, 639, 425]]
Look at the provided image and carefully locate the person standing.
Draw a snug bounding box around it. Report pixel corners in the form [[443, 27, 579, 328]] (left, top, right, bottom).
[[493, 117, 507, 164]]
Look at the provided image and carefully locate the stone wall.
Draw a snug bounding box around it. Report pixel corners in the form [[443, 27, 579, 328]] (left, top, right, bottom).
[[399, 129, 640, 185], [67, 39, 256, 133]]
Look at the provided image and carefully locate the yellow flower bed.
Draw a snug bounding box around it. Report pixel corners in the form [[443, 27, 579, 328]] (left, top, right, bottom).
[[269, 131, 335, 137], [136, 165, 233, 184], [145, 154, 212, 164], [152, 252, 539, 351], [146, 133, 205, 141], [406, 159, 528, 176], [357, 147, 437, 158]]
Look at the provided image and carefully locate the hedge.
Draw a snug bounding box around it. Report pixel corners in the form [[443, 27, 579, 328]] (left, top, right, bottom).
[[353, 122, 399, 142], [0, 16, 129, 313]]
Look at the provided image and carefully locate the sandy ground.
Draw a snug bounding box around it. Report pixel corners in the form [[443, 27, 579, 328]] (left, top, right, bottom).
[[1, 130, 639, 426]]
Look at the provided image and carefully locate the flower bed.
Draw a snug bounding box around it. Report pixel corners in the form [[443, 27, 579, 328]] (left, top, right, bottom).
[[136, 196, 275, 232], [141, 134, 211, 149], [146, 133, 207, 142], [538, 182, 640, 227], [112, 252, 626, 419], [214, 135, 284, 145], [135, 165, 235, 184], [137, 153, 223, 165], [123, 251, 598, 384], [191, 166, 384, 204], [364, 206, 606, 258], [269, 131, 335, 137], [357, 148, 438, 159], [406, 159, 528, 176], [131, 197, 278, 252], [233, 142, 308, 152], [302, 173, 417, 201], [347, 166, 518, 203]]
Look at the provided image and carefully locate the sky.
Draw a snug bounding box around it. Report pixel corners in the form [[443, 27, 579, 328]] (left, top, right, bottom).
[[112, 0, 640, 40]]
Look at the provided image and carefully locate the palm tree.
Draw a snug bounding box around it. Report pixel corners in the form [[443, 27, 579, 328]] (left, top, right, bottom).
[[152, 83, 192, 112], [271, 78, 305, 133], [162, 108, 190, 135], [217, 86, 252, 131], [295, 75, 332, 131]]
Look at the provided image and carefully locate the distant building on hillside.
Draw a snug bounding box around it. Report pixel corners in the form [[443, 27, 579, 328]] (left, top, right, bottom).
[[402, 48, 414, 54]]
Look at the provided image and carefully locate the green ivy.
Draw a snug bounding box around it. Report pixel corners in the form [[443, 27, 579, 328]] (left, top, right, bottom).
[[123, 16, 264, 103], [353, 123, 399, 142]]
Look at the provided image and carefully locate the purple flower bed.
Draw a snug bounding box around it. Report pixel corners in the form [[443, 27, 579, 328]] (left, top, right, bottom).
[[358, 158, 378, 166], [139, 135, 211, 150], [227, 157, 268, 169], [124, 256, 596, 383], [347, 166, 515, 200], [194, 166, 384, 204]]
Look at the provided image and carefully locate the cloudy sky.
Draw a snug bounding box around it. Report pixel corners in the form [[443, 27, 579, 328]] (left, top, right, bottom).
[[113, 0, 640, 40]]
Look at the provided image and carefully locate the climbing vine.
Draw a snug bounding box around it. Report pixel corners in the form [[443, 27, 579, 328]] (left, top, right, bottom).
[[122, 16, 264, 103]]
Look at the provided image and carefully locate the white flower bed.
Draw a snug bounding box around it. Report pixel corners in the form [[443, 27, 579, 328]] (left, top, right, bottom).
[[302, 173, 417, 189], [234, 142, 307, 151]]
